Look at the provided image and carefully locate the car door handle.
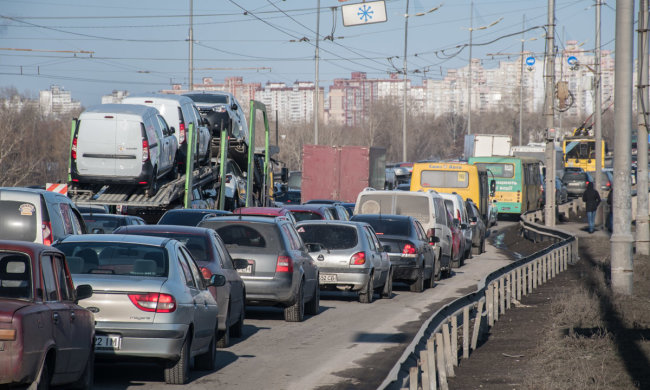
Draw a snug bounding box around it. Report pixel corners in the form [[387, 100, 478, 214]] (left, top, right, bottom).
[[52, 312, 60, 324]]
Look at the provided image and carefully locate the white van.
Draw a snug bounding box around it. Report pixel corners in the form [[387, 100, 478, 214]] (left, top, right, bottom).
[[354, 189, 453, 275], [121, 94, 211, 166], [70, 104, 178, 196]]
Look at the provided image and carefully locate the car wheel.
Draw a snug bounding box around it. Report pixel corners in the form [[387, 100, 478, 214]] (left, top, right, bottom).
[[30, 357, 51, 390], [195, 328, 217, 371], [71, 349, 94, 389], [164, 335, 190, 384], [480, 238, 486, 253], [451, 250, 461, 268], [410, 266, 425, 293], [441, 255, 452, 278], [359, 273, 374, 303], [230, 302, 245, 338], [434, 258, 442, 281], [305, 282, 320, 315], [381, 267, 394, 298], [284, 281, 305, 322], [146, 169, 159, 198], [428, 266, 436, 289], [216, 308, 231, 348]]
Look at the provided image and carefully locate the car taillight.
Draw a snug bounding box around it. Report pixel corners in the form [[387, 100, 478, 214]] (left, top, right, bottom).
[[71, 136, 78, 160], [350, 252, 366, 265], [586, 181, 590, 185], [0, 329, 16, 341], [128, 293, 176, 313], [607, 181, 611, 187], [142, 139, 149, 162], [276, 256, 293, 273], [179, 123, 186, 144], [456, 210, 461, 221], [225, 174, 232, 184], [402, 243, 417, 254], [200, 267, 212, 280], [42, 222, 53, 246]]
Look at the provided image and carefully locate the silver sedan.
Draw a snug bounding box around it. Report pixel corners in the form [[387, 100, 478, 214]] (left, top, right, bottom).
[[54, 234, 225, 385], [295, 221, 392, 303]]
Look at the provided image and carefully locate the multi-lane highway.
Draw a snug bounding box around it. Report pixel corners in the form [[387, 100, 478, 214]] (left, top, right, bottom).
[[93, 222, 519, 390]]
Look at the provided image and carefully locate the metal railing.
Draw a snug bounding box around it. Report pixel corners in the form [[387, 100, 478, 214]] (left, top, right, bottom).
[[379, 206, 579, 390]]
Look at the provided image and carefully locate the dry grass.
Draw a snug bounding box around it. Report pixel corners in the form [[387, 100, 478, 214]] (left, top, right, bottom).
[[523, 240, 650, 390]]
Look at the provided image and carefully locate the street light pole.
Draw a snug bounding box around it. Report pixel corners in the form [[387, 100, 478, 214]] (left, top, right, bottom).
[[402, 0, 410, 162], [594, 0, 603, 215], [467, 0, 474, 137], [314, 0, 320, 145], [544, 0, 556, 227], [519, 14, 525, 146], [637, 0, 650, 255], [189, 0, 194, 91]]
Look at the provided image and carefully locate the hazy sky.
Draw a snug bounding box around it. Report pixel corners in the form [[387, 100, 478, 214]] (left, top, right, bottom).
[[0, 0, 616, 106]]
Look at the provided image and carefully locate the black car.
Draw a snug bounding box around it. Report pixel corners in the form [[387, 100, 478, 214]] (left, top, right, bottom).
[[199, 215, 320, 322], [157, 208, 232, 226], [274, 189, 302, 205], [350, 214, 439, 292], [465, 199, 486, 255], [82, 213, 145, 234]]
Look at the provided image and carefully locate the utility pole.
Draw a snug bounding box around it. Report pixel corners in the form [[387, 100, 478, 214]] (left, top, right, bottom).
[[519, 15, 525, 146], [467, 0, 474, 137], [636, 0, 650, 255], [314, 0, 320, 145], [544, 0, 556, 227], [594, 0, 604, 223], [611, 0, 635, 295], [402, 0, 410, 161], [189, 0, 194, 91]]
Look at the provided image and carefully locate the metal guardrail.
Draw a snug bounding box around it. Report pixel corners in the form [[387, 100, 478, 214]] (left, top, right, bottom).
[[379, 205, 579, 390]]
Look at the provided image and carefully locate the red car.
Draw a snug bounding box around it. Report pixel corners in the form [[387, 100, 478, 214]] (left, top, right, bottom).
[[233, 207, 297, 225], [445, 208, 463, 268], [0, 241, 94, 389], [281, 204, 336, 223]]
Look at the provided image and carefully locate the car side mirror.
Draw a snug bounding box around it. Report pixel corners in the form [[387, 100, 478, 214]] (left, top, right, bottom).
[[233, 258, 250, 270], [305, 243, 323, 252], [231, 103, 238, 110], [208, 273, 226, 287], [170, 126, 177, 134], [461, 223, 468, 230], [281, 167, 289, 183], [470, 216, 478, 223], [75, 284, 93, 303], [490, 180, 496, 197]]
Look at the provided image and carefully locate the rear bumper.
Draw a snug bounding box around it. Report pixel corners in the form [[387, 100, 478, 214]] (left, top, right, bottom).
[[94, 322, 188, 362], [388, 254, 420, 281], [316, 267, 370, 290], [71, 162, 154, 186], [242, 275, 297, 306]]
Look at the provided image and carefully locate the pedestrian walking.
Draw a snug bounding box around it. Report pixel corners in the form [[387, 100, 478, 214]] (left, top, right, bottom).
[[606, 186, 613, 232], [582, 181, 601, 233]]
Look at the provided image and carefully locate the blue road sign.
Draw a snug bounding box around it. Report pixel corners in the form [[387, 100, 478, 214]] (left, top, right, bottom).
[[567, 56, 578, 66], [525, 56, 536, 66]]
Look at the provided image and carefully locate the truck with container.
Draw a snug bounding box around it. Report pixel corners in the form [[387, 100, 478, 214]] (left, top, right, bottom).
[[301, 145, 386, 203]]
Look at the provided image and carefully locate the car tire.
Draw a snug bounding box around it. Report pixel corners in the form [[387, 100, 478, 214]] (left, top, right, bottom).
[[441, 255, 452, 278], [410, 266, 425, 293], [305, 282, 320, 315], [359, 274, 374, 303], [381, 268, 393, 298], [428, 266, 436, 289], [480, 238, 486, 254], [164, 335, 190, 384], [434, 259, 442, 281], [230, 303, 245, 338], [216, 308, 231, 348], [284, 282, 305, 322], [195, 329, 217, 371], [30, 356, 51, 390], [146, 168, 159, 198], [71, 349, 94, 390]]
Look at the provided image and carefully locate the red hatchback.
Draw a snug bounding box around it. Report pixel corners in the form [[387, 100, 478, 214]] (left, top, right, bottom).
[[0, 241, 94, 389], [281, 204, 336, 223], [233, 207, 297, 225]]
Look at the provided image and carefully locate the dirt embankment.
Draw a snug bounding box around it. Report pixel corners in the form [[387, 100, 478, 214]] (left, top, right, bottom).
[[449, 233, 650, 390]]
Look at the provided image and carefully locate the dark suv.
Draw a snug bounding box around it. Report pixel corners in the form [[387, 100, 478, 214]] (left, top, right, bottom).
[[562, 170, 595, 197], [198, 215, 320, 322]]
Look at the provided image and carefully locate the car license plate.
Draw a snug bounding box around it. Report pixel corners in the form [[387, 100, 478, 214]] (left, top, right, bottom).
[[319, 273, 337, 283], [95, 335, 121, 350], [237, 261, 254, 275]]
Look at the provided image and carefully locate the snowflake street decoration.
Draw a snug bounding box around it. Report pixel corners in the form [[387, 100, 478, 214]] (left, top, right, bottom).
[[357, 4, 374, 22]]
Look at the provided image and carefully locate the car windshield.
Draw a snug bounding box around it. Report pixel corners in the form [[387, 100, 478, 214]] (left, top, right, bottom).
[[55, 242, 168, 277], [296, 224, 358, 250], [184, 94, 228, 104], [0, 252, 32, 300], [353, 218, 411, 236], [0, 201, 37, 242], [83, 215, 127, 234]]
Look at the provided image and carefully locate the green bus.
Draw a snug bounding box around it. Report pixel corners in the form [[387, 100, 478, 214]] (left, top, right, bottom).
[[468, 156, 543, 215]]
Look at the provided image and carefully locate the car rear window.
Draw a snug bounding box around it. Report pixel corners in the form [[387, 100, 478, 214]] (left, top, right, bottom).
[[353, 218, 411, 236], [296, 224, 358, 250], [54, 242, 168, 277], [158, 211, 212, 226], [420, 170, 469, 188], [185, 94, 228, 104], [0, 201, 38, 242], [121, 232, 209, 262], [563, 172, 587, 181], [0, 252, 32, 300], [291, 211, 323, 222], [201, 221, 282, 253], [83, 215, 127, 234]]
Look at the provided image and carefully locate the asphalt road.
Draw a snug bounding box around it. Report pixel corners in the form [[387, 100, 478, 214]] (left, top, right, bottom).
[[93, 222, 517, 390]]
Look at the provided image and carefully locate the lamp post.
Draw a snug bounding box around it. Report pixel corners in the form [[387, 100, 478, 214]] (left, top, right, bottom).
[[465, 5, 502, 137]]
